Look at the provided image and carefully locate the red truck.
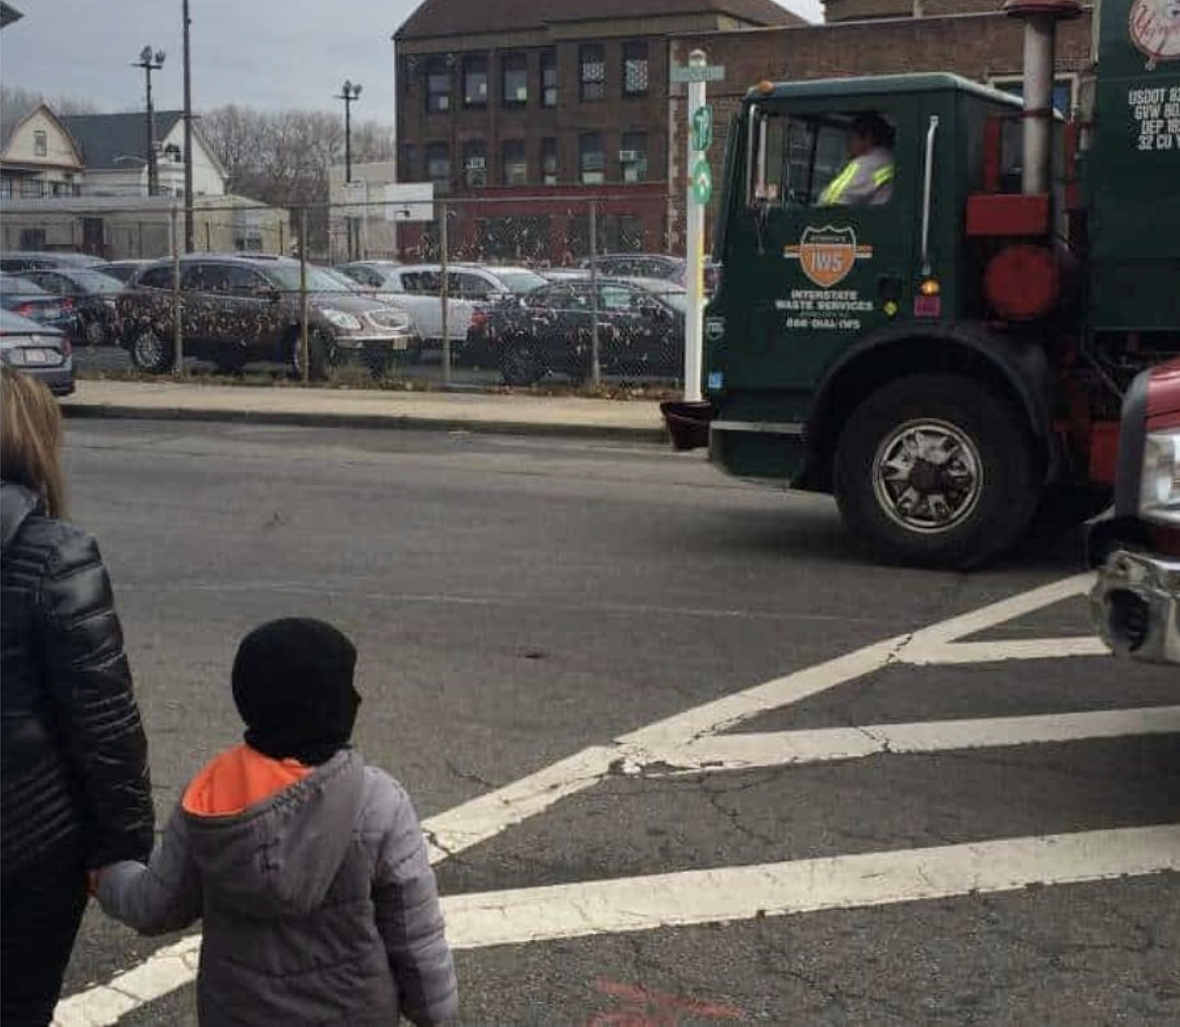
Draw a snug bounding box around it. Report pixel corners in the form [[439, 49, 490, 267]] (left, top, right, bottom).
[[1089, 358, 1180, 663]]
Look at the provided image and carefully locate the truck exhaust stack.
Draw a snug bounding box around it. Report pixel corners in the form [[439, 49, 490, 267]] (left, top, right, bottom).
[[1003, 0, 1083, 194]]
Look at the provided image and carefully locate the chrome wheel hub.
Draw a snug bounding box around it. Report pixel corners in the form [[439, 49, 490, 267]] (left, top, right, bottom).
[[134, 329, 163, 366], [873, 419, 983, 534]]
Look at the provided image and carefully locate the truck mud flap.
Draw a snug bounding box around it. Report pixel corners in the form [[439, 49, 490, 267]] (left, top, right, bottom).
[[660, 400, 715, 451]]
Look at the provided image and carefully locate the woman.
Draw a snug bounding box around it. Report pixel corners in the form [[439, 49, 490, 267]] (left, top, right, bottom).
[[1, 367, 154, 1026]]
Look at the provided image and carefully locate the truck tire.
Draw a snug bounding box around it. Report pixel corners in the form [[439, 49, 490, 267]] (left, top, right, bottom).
[[833, 373, 1041, 569]]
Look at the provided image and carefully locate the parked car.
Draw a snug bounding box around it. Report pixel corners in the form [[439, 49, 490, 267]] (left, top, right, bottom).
[[1089, 357, 1180, 664], [339, 262, 548, 356], [0, 251, 107, 272], [9, 266, 124, 345], [0, 273, 79, 339], [581, 253, 686, 282], [0, 309, 74, 396], [468, 276, 686, 386], [118, 254, 416, 379], [94, 259, 155, 284]]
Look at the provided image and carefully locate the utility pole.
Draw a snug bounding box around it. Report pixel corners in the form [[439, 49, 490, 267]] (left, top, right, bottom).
[[337, 80, 362, 261], [132, 47, 165, 196], [182, 0, 195, 252]]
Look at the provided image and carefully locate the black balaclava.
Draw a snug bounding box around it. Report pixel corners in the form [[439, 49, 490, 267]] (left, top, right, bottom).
[[232, 618, 361, 765]]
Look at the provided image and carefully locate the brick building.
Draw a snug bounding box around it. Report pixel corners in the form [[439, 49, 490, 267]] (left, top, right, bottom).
[[392, 0, 798, 261]]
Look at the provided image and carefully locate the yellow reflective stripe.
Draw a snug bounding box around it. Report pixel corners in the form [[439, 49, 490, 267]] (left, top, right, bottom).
[[872, 164, 895, 187], [820, 161, 860, 204]]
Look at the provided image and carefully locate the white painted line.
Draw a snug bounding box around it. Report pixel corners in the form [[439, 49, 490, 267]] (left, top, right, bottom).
[[635, 707, 1180, 774], [52, 573, 1120, 1024], [423, 746, 619, 864], [441, 824, 1180, 950], [906, 573, 1094, 648], [903, 638, 1110, 665], [54, 935, 201, 1027]]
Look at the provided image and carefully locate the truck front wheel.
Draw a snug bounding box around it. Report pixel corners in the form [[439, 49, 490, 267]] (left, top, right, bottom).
[[833, 374, 1041, 569]]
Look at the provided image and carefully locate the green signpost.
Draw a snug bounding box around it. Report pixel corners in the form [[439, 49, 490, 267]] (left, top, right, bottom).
[[691, 105, 713, 152], [691, 157, 713, 205]]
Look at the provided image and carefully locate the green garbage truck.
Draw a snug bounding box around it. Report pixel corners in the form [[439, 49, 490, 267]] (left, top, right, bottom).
[[663, 0, 1180, 568]]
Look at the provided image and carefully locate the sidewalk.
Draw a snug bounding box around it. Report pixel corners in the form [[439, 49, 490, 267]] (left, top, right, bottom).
[[61, 379, 669, 443]]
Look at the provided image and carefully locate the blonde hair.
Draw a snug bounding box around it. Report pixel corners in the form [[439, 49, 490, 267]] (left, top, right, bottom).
[[1, 367, 66, 518]]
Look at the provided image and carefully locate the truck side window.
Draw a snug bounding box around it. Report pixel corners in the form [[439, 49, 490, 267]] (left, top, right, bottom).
[[749, 111, 896, 208]]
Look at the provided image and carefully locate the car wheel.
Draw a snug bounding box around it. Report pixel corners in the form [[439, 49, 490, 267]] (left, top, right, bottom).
[[82, 315, 107, 346], [289, 329, 335, 382], [501, 337, 543, 386], [128, 323, 174, 374], [833, 373, 1042, 569]]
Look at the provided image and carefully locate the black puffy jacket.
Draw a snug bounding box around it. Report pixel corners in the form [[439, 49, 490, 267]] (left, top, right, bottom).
[[1, 481, 154, 878]]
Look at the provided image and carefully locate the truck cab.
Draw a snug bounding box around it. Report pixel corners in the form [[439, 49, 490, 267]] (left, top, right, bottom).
[[664, 0, 1179, 568]]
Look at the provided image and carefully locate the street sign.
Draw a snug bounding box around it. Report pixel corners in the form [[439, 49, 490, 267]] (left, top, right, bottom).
[[691, 157, 713, 205], [671, 63, 725, 84], [691, 105, 713, 152]]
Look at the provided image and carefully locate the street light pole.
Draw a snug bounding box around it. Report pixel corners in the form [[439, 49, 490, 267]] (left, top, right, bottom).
[[132, 46, 165, 197], [182, 0, 195, 253], [336, 80, 362, 260]]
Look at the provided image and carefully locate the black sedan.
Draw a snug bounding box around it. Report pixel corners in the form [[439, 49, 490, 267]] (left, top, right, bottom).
[[0, 309, 74, 396], [468, 277, 686, 386], [10, 266, 125, 344]]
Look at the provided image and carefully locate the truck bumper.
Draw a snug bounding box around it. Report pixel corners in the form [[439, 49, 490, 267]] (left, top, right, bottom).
[[660, 400, 714, 451], [1090, 547, 1180, 664]]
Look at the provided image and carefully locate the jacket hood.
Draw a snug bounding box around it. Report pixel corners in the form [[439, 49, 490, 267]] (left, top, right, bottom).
[[182, 747, 366, 919], [0, 481, 42, 553]]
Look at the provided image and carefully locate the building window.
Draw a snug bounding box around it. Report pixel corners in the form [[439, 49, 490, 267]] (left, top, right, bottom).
[[20, 228, 47, 249], [402, 56, 418, 94], [426, 142, 451, 189], [463, 55, 488, 107], [541, 50, 557, 108], [622, 41, 649, 97], [462, 138, 487, 188], [580, 44, 605, 102], [989, 75, 1076, 117], [399, 142, 418, 180], [620, 131, 648, 183], [541, 138, 558, 185], [579, 132, 604, 184], [33, 130, 48, 157], [426, 56, 451, 113], [502, 53, 528, 107], [501, 139, 528, 186]]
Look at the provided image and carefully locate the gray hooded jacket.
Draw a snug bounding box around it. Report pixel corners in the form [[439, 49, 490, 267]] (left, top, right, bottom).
[[98, 748, 457, 1026]]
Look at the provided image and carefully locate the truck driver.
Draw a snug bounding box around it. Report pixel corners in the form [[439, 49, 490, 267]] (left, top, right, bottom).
[[819, 113, 896, 207]]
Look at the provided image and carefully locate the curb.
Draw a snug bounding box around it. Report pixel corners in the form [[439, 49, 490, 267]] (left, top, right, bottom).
[[60, 402, 670, 444]]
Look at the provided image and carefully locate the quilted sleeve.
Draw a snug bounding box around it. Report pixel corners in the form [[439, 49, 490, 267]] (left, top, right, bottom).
[[40, 526, 155, 868]]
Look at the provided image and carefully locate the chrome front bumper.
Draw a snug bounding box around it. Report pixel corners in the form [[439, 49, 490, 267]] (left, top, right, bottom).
[[1090, 548, 1180, 664]]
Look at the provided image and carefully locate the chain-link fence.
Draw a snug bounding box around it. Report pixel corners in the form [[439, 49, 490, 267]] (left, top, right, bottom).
[[2, 192, 693, 391]]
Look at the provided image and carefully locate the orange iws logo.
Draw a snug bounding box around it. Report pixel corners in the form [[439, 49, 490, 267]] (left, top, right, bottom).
[[784, 225, 874, 288]]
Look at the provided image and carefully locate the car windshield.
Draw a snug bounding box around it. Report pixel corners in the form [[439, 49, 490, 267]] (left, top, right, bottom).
[[70, 270, 124, 294], [264, 265, 355, 292], [656, 290, 687, 314], [494, 270, 548, 294], [0, 276, 48, 297]]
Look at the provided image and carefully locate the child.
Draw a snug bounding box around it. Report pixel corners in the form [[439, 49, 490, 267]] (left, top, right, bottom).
[[97, 618, 459, 1026]]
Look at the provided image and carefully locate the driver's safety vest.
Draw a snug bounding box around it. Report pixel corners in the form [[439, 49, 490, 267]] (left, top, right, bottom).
[[819, 147, 895, 207]]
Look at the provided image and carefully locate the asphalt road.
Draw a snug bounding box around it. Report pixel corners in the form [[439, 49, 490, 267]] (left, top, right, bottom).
[[54, 420, 1179, 1026]]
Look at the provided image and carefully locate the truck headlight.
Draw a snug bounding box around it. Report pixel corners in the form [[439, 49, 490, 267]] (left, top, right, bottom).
[[1139, 428, 1180, 525], [320, 309, 362, 332]]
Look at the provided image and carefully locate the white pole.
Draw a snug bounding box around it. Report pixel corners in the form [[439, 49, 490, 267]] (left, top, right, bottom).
[[684, 49, 707, 402]]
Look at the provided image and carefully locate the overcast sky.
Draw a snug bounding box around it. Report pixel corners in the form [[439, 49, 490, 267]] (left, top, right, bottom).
[[0, 0, 821, 119]]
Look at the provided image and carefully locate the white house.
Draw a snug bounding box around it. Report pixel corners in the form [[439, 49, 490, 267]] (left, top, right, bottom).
[[0, 104, 84, 200], [61, 111, 227, 198]]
